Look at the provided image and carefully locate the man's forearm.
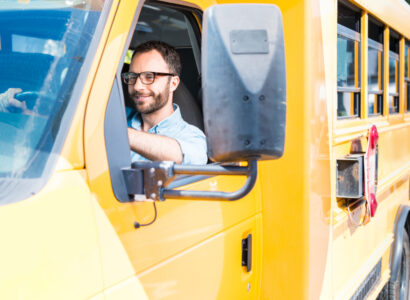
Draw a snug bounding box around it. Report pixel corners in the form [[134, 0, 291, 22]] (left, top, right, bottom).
[[128, 128, 183, 163]]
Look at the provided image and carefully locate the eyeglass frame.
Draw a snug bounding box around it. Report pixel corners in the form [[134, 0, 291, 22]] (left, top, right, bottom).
[[121, 71, 176, 85]]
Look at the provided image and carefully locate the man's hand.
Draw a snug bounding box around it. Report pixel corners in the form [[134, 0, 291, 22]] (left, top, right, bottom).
[[128, 127, 183, 163], [0, 88, 28, 113]]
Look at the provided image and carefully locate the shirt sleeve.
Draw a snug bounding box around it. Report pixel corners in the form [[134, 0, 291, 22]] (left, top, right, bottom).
[[175, 124, 208, 165]]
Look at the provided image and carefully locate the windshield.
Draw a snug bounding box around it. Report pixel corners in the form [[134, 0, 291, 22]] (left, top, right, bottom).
[[0, 0, 107, 202]]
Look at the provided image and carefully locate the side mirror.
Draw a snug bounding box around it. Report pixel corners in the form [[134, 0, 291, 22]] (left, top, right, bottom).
[[123, 4, 286, 201], [202, 4, 286, 162]]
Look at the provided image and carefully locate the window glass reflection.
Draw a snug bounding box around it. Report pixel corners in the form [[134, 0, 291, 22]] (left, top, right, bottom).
[[389, 56, 399, 114], [337, 92, 359, 117], [368, 48, 382, 92], [337, 37, 357, 88], [389, 57, 398, 94]]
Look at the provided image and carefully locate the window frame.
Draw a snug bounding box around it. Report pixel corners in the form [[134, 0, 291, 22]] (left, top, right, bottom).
[[367, 22, 384, 117], [105, 1, 208, 202], [388, 50, 400, 114], [388, 30, 401, 115], [337, 23, 362, 119]]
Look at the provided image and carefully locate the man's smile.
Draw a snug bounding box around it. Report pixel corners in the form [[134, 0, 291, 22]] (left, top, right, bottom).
[[133, 92, 153, 103]]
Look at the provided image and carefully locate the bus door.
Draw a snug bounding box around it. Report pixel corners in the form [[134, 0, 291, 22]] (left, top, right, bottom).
[[84, 1, 266, 298]]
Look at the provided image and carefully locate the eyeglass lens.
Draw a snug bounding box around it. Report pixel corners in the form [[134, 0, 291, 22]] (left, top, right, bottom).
[[124, 72, 155, 85], [122, 72, 174, 85]]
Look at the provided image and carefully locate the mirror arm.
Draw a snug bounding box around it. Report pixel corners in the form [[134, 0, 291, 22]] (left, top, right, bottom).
[[162, 159, 258, 201], [123, 160, 258, 201]]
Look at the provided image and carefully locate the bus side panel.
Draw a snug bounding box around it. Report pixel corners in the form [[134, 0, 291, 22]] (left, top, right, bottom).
[[0, 171, 103, 299], [137, 214, 262, 300]]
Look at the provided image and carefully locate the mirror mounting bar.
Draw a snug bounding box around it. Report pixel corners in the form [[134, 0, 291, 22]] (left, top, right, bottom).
[[123, 160, 258, 201]]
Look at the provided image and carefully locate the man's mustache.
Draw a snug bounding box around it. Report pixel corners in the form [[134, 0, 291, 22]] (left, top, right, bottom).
[[131, 91, 154, 98]]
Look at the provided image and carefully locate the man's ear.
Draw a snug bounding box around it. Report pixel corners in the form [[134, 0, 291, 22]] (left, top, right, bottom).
[[169, 76, 180, 92]]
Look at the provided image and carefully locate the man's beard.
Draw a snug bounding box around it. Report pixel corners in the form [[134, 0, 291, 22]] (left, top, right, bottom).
[[132, 82, 170, 115]]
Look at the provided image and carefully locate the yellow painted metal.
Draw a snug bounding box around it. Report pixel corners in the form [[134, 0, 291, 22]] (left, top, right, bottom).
[[328, 0, 410, 299], [0, 171, 103, 299], [137, 215, 262, 299], [1, 0, 409, 299], [84, 2, 263, 298]]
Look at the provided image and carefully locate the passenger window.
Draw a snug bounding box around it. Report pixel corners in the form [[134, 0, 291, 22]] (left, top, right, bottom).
[[405, 40, 410, 112], [104, 3, 205, 202], [388, 30, 400, 114], [125, 4, 201, 105], [368, 17, 384, 116], [337, 2, 361, 118]]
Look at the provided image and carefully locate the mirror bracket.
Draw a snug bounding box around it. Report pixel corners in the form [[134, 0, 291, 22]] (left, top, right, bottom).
[[122, 160, 258, 201]]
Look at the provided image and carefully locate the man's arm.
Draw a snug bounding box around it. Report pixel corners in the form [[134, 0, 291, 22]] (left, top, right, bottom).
[[128, 127, 183, 163]]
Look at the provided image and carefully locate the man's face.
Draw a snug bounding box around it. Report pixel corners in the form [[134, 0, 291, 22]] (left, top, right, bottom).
[[128, 50, 178, 115]]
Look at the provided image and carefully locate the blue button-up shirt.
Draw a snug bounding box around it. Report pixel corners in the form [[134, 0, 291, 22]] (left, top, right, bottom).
[[127, 104, 207, 165]]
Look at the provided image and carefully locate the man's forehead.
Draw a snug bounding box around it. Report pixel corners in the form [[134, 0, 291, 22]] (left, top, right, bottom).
[[130, 49, 169, 71]]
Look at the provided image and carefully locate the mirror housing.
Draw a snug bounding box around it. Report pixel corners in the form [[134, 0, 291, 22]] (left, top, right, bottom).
[[202, 4, 286, 162]]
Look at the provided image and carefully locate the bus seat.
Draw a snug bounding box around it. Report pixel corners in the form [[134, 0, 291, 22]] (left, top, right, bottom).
[[173, 80, 204, 131], [175, 47, 201, 100]]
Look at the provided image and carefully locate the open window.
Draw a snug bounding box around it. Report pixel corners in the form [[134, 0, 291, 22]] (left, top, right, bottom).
[[122, 3, 203, 131], [104, 2, 206, 202], [104, 3, 286, 202]]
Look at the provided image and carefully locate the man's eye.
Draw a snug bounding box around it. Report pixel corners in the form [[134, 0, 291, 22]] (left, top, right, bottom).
[[128, 74, 138, 79], [144, 73, 155, 80]]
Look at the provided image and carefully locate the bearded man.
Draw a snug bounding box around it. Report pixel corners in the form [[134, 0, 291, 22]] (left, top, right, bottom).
[[122, 40, 207, 165]]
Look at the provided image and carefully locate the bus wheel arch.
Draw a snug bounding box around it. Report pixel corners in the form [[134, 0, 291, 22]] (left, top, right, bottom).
[[380, 205, 410, 300], [390, 229, 410, 299]]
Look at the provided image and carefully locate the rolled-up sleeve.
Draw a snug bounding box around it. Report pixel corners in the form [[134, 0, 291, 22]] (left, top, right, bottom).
[[175, 124, 208, 165]]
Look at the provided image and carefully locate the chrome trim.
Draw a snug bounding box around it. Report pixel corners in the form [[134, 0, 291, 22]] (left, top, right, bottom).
[[338, 24, 361, 42], [368, 38, 383, 51], [337, 87, 361, 93], [389, 51, 399, 60], [368, 91, 383, 95]]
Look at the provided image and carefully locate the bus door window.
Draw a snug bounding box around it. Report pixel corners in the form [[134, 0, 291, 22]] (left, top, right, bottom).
[[124, 3, 202, 129], [368, 17, 384, 116], [105, 2, 205, 202], [388, 30, 400, 114], [337, 1, 362, 118]]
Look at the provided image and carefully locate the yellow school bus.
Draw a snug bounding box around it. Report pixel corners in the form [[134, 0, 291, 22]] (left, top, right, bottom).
[[0, 0, 409, 299]]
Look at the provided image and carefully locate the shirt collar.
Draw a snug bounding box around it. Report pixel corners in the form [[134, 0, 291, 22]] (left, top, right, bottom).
[[131, 104, 183, 133]]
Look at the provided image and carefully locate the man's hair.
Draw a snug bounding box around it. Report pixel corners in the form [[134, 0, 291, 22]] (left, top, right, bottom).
[[132, 40, 182, 77]]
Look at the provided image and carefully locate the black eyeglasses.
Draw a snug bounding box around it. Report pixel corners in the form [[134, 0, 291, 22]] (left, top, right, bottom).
[[121, 71, 175, 85]]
